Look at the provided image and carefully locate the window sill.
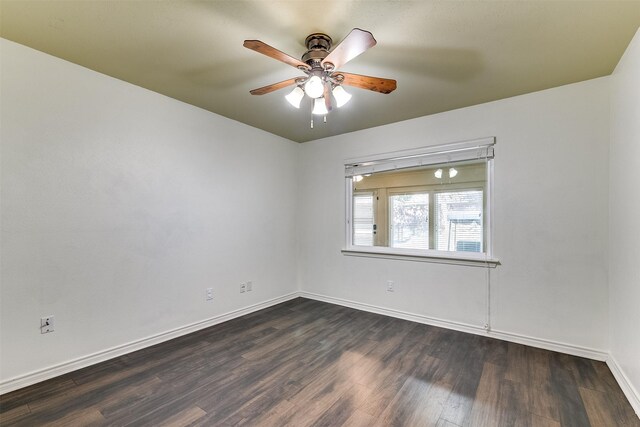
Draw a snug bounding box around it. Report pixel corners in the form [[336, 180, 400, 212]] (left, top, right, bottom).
[[341, 247, 500, 268]]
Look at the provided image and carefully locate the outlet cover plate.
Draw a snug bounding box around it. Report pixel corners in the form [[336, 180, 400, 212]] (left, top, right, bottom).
[[41, 316, 54, 333]]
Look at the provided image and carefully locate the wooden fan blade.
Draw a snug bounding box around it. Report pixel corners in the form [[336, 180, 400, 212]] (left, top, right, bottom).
[[249, 78, 300, 95], [323, 83, 332, 111], [337, 72, 397, 94], [321, 28, 376, 69], [244, 40, 311, 70]]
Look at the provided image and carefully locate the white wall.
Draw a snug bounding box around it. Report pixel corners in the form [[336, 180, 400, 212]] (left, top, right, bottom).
[[609, 28, 640, 412], [298, 77, 610, 354], [0, 39, 298, 385]]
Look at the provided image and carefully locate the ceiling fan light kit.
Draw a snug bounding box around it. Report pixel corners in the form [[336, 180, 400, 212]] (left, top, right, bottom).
[[304, 75, 324, 99], [285, 86, 305, 108], [332, 85, 352, 108], [312, 97, 329, 115], [244, 28, 397, 128]]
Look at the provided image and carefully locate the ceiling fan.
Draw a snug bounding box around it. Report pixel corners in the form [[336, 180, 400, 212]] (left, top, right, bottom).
[[243, 29, 397, 126]]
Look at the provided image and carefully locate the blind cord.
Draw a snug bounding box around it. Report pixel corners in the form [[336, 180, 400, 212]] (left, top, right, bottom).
[[484, 254, 492, 332]]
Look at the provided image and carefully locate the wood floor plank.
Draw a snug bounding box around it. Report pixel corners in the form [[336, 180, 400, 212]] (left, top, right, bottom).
[[96, 375, 163, 417], [312, 393, 362, 427], [438, 332, 479, 387], [580, 386, 640, 427], [156, 406, 207, 427], [526, 346, 560, 422], [28, 339, 210, 416], [195, 324, 368, 425], [271, 384, 357, 427], [505, 342, 529, 384], [278, 344, 378, 426], [240, 317, 328, 360], [497, 379, 531, 427], [0, 378, 76, 414], [101, 355, 244, 423], [373, 376, 434, 426], [359, 353, 442, 419], [466, 362, 505, 426], [474, 335, 509, 367], [1, 298, 638, 427], [232, 397, 298, 427], [40, 407, 105, 427], [549, 355, 593, 427], [569, 357, 611, 393], [436, 419, 463, 427], [588, 361, 640, 425], [0, 404, 30, 425], [438, 335, 487, 426], [342, 409, 379, 427], [530, 413, 561, 427]]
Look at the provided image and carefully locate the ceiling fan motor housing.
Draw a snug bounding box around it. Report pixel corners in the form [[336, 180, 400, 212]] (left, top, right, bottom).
[[302, 33, 333, 68]]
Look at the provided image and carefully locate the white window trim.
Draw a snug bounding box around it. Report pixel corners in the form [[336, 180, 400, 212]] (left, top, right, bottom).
[[341, 248, 500, 267], [343, 137, 499, 267]]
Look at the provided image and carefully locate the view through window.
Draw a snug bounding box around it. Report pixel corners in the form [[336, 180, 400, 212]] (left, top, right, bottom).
[[351, 161, 487, 254]]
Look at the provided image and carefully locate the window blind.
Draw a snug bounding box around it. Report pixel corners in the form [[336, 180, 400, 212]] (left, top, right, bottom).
[[345, 138, 495, 177], [353, 192, 375, 246]]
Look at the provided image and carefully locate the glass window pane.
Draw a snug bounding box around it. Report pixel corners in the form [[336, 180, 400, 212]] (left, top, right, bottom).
[[389, 193, 429, 250], [435, 191, 483, 252], [353, 193, 374, 246]]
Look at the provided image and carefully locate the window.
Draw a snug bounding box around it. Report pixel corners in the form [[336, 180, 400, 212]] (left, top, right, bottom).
[[434, 190, 483, 252], [345, 138, 495, 263], [353, 192, 375, 246], [389, 192, 429, 250]]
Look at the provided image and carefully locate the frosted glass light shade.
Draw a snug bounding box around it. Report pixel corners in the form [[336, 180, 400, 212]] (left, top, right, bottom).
[[312, 97, 329, 115], [285, 86, 304, 108], [434, 169, 443, 179], [332, 85, 352, 108], [304, 76, 324, 98], [449, 168, 458, 178]]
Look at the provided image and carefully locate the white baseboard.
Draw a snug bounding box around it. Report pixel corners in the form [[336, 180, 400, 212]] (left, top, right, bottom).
[[607, 355, 640, 418], [299, 291, 609, 361], [488, 329, 608, 361], [0, 292, 299, 395], [299, 291, 488, 335]]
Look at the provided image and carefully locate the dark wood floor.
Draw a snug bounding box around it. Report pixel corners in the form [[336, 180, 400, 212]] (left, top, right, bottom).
[[1, 298, 638, 427]]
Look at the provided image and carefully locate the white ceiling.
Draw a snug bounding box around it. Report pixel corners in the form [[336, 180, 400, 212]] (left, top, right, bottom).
[[1, 1, 639, 142]]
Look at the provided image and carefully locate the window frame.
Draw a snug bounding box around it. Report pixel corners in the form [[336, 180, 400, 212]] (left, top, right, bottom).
[[343, 138, 499, 267]]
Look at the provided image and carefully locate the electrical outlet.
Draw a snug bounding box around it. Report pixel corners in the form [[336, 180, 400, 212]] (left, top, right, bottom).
[[206, 287, 213, 301], [41, 316, 54, 334], [386, 280, 395, 292], [246, 281, 253, 292], [240, 283, 247, 293]]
